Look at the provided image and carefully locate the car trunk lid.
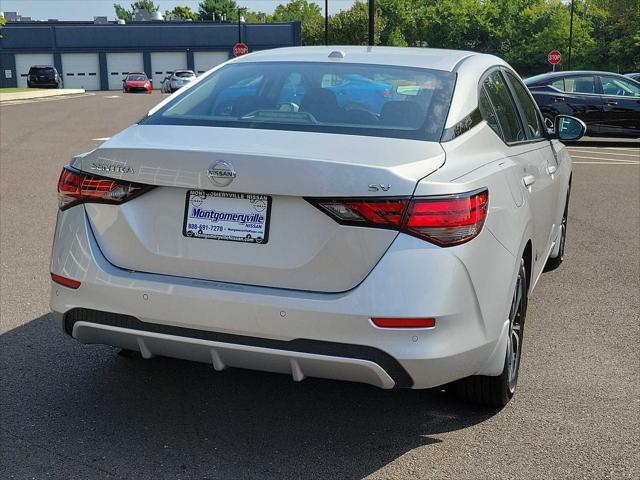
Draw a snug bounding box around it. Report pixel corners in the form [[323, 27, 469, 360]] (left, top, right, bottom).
[[79, 124, 445, 292]]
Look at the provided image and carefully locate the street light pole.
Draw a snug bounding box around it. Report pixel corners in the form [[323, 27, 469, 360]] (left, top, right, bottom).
[[325, 0, 329, 46], [368, 0, 375, 46], [568, 0, 574, 71]]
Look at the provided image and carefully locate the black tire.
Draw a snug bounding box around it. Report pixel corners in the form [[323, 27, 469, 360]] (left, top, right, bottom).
[[451, 259, 528, 408], [545, 186, 570, 271]]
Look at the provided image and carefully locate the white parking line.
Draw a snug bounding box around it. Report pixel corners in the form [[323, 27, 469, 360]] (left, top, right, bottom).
[[598, 146, 640, 151], [573, 161, 640, 165], [568, 149, 639, 158], [0, 93, 94, 106], [92, 137, 111, 141], [571, 155, 640, 164], [571, 155, 640, 163]]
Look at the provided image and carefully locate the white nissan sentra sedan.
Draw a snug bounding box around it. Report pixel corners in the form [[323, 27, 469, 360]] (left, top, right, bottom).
[[50, 47, 584, 407]]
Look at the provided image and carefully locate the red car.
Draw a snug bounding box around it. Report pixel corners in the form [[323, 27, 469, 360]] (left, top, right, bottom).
[[122, 73, 152, 94]]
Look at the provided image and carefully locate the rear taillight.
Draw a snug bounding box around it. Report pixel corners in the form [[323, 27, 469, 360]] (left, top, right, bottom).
[[57, 166, 154, 211], [404, 190, 488, 246], [312, 198, 408, 229], [306, 189, 488, 247]]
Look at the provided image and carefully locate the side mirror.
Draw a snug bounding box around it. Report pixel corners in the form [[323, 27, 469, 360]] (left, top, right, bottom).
[[555, 115, 587, 141]]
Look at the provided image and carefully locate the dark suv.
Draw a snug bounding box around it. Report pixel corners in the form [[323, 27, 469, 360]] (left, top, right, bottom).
[[27, 65, 62, 89]]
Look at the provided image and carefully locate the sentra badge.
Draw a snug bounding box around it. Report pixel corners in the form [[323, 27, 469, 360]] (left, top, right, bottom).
[[90, 163, 134, 174]]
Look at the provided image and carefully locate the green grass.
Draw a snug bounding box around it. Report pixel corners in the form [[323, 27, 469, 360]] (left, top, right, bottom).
[[0, 88, 41, 93]]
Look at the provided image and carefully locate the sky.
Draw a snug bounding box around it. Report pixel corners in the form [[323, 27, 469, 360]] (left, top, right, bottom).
[[0, 0, 358, 20]]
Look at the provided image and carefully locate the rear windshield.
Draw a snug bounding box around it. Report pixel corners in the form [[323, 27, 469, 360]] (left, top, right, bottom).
[[127, 75, 147, 81], [30, 67, 55, 76], [175, 71, 195, 78], [142, 62, 456, 141]]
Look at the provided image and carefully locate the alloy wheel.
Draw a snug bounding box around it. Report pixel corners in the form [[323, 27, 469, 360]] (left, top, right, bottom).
[[507, 267, 526, 393]]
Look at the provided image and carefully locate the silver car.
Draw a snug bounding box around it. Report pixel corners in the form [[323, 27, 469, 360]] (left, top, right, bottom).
[[50, 47, 584, 407], [163, 69, 196, 93]]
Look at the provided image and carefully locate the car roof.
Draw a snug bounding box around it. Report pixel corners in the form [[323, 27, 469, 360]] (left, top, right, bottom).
[[126, 72, 146, 76], [30, 65, 55, 69], [232, 46, 488, 72], [525, 70, 630, 85], [174, 69, 195, 73]]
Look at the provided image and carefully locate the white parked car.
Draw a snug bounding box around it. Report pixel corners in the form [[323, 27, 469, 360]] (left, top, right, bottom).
[[163, 69, 196, 93], [50, 47, 584, 407]]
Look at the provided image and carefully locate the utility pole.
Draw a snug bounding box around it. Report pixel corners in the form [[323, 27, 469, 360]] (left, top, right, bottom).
[[368, 0, 375, 46], [568, 0, 574, 71], [325, 0, 329, 46], [237, 7, 242, 43]]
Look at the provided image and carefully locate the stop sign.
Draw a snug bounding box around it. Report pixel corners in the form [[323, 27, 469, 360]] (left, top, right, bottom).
[[233, 43, 249, 57], [548, 50, 561, 65]]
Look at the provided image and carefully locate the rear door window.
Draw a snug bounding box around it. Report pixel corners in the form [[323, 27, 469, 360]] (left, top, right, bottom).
[[505, 71, 544, 140], [564, 76, 596, 94], [29, 67, 55, 77], [478, 87, 502, 140], [600, 76, 640, 97], [482, 71, 525, 143]]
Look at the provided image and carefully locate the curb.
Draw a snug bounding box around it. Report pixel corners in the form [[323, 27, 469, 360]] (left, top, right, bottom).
[[0, 89, 86, 103]]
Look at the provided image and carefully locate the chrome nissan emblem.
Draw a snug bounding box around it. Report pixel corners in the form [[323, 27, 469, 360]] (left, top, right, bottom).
[[207, 160, 236, 187]]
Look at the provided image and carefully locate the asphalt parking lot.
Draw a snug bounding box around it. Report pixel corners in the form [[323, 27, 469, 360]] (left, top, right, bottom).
[[1, 91, 638, 479]]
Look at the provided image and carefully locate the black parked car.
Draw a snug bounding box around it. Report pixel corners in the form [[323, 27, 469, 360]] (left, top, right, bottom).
[[525, 71, 640, 138], [27, 65, 62, 89]]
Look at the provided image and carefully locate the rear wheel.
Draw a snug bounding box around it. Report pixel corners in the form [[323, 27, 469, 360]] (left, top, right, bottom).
[[452, 259, 527, 408], [546, 187, 570, 271]]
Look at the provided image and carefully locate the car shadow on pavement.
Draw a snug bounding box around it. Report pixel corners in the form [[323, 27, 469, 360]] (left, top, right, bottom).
[[1, 315, 498, 480]]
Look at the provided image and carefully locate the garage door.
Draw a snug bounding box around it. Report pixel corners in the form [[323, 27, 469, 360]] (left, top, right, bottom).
[[194, 52, 229, 76], [106, 52, 144, 90], [15, 53, 54, 88], [151, 52, 187, 89], [61, 53, 100, 90]]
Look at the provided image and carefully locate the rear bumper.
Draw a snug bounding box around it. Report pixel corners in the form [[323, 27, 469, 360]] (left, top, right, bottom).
[[28, 82, 59, 88], [59, 308, 408, 388], [125, 86, 151, 93], [50, 206, 517, 389]]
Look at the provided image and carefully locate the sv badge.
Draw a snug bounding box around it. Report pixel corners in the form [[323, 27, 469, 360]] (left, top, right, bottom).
[[368, 184, 391, 192]]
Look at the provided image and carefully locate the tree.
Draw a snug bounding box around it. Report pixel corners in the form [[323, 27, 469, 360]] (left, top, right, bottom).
[[272, 0, 324, 45], [0, 13, 5, 39], [132, 0, 159, 12], [588, 0, 640, 72], [114, 1, 159, 21], [377, 0, 422, 47], [243, 11, 270, 23], [329, 0, 385, 45], [114, 4, 133, 22], [165, 6, 198, 21], [507, 0, 596, 75], [198, 0, 239, 21]]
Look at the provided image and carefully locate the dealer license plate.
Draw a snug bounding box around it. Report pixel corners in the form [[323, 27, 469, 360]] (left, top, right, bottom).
[[183, 190, 271, 244]]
